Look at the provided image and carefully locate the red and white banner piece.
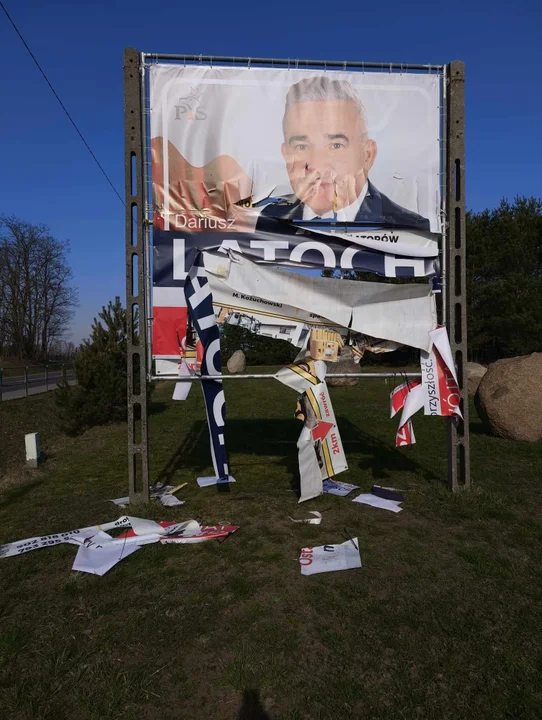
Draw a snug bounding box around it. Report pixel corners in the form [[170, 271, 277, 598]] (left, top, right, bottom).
[[117, 521, 239, 544], [421, 326, 462, 418], [390, 377, 425, 447], [396, 419, 416, 446], [390, 378, 422, 418]]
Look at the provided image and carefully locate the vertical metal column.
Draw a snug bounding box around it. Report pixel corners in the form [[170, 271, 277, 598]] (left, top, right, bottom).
[[445, 61, 471, 490], [124, 48, 150, 503]]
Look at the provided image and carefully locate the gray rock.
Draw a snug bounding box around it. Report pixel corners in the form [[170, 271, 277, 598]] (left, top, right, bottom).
[[325, 346, 359, 387], [468, 362, 487, 396], [475, 353, 542, 442], [227, 349, 246, 374]]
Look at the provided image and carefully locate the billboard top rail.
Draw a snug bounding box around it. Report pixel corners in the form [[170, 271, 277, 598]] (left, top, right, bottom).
[[140, 52, 445, 73]]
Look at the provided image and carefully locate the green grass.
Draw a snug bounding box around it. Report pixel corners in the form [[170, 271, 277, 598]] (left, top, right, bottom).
[[1, 367, 542, 720]]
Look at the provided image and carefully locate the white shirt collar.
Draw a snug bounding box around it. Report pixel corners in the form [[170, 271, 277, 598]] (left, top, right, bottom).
[[302, 182, 369, 222]]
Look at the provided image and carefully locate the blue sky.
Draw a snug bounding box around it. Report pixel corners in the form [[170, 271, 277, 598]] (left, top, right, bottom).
[[1, 0, 541, 344]]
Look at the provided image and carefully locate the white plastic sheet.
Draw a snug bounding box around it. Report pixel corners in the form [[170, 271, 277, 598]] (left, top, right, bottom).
[[288, 511, 322, 525], [352, 494, 403, 513], [197, 475, 236, 488]]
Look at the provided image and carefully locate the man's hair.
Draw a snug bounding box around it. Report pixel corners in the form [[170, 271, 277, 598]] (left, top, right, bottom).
[[283, 76, 369, 137]]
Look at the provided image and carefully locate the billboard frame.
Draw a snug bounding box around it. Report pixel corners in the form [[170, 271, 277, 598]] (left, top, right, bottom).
[[123, 48, 469, 502]]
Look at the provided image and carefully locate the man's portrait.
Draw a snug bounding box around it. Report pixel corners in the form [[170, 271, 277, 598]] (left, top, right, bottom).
[[258, 76, 430, 231], [151, 65, 439, 234]]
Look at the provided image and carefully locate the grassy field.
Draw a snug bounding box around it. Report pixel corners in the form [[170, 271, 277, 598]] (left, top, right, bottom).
[[0, 368, 541, 720]]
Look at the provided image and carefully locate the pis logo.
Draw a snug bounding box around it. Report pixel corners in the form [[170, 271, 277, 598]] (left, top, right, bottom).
[[174, 87, 207, 120]]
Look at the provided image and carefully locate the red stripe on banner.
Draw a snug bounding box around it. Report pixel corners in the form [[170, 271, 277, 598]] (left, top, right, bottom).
[[152, 306, 188, 357], [196, 339, 204, 371], [435, 349, 461, 416]]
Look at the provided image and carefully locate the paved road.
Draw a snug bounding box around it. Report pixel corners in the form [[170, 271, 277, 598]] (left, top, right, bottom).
[[0, 370, 77, 401]]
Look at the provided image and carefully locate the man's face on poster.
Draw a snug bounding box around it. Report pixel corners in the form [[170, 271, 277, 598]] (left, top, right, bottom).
[[282, 99, 377, 216]]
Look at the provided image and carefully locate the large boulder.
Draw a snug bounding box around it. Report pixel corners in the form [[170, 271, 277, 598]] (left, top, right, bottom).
[[227, 349, 246, 374], [325, 346, 359, 387], [475, 353, 542, 442], [468, 362, 487, 396]]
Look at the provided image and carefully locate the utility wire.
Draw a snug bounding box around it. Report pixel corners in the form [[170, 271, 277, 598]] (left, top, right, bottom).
[[0, 1, 125, 206]]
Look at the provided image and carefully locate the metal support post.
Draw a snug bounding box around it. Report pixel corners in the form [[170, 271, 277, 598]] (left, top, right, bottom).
[[445, 61, 470, 490], [124, 48, 150, 503]]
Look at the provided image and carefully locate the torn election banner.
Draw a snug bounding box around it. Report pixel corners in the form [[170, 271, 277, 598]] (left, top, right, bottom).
[[390, 378, 422, 418], [184, 251, 231, 481], [390, 326, 461, 446], [71, 531, 141, 576], [204, 251, 437, 353], [421, 326, 463, 418], [0, 516, 233, 576], [118, 521, 238, 544], [277, 359, 347, 503], [392, 380, 424, 446], [322, 479, 360, 496], [390, 377, 423, 446], [0, 516, 132, 559], [300, 226, 439, 258], [299, 538, 361, 576]]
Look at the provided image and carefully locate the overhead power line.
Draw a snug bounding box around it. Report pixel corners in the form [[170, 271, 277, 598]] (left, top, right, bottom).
[[0, 1, 125, 206]]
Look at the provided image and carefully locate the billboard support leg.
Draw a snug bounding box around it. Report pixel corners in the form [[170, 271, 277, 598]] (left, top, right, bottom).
[[445, 61, 471, 491], [124, 48, 150, 504]]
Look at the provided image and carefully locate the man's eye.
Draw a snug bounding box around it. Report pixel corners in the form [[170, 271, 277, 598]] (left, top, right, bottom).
[[331, 143, 344, 150], [295, 144, 308, 151]]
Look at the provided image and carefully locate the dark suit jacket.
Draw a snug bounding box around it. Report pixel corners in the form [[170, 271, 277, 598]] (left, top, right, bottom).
[[256, 180, 430, 232]]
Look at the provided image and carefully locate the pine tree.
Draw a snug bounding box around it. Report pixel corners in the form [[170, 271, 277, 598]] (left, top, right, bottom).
[[56, 297, 135, 435]]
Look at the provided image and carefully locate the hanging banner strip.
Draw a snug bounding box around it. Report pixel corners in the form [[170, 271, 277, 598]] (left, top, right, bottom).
[[276, 359, 347, 502], [421, 326, 462, 418], [184, 251, 230, 480]]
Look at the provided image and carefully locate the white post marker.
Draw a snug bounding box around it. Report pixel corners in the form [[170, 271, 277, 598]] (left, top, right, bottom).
[[25, 432, 40, 468]]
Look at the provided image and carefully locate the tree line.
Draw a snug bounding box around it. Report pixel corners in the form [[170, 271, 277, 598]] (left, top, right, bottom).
[[466, 197, 542, 364], [0, 216, 78, 361]]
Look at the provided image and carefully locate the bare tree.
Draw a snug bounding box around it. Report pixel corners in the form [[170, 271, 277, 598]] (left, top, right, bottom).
[[0, 216, 78, 360]]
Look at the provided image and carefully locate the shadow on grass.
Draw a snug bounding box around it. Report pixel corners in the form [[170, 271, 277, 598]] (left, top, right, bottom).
[[148, 401, 169, 416], [237, 689, 271, 720], [0, 477, 44, 508], [333, 416, 444, 484], [154, 416, 444, 492], [468, 421, 493, 437]]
